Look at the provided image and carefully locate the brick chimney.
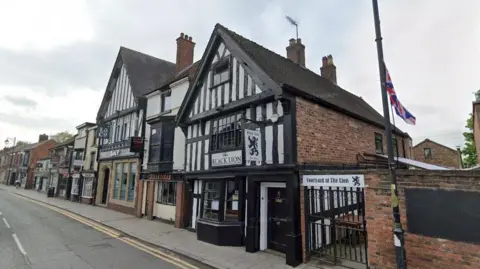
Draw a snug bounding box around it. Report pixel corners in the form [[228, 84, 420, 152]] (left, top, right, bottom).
[[286, 38, 306, 67], [320, 55, 337, 84], [176, 33, 195, 73], [38, 134, 48, 142]]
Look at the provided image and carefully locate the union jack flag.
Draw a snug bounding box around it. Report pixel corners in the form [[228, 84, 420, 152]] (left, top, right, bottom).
[[385, 65, 416, 125]]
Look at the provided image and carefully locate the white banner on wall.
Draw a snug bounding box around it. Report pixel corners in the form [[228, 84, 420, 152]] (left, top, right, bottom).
[[302, 174, 365, 188], [211, 150, 243, 167]]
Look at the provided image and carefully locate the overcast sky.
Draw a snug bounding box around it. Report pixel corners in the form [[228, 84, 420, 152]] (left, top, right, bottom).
[[0, 0, 478, 149]]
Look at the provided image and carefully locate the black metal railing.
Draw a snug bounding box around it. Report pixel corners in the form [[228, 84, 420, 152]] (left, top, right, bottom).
[[305, 186, 368, 268]]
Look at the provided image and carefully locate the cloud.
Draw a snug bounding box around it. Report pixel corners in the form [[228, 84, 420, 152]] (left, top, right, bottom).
[[3, 95, 37, 108], [0, 0, 478, 152], [0, 112, 72, 130]]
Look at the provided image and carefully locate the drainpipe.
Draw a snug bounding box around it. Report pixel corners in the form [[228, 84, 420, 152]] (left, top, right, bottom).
[[456, 146, 464, 169]]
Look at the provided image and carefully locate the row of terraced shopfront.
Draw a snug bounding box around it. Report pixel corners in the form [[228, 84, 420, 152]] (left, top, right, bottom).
[[2, 23, 479, 269], [88, 23, 425, 268], [5, 23, 458, 268]]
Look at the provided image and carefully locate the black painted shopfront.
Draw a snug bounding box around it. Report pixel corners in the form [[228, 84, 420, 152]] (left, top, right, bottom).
[[184, 167, 301, 267], [175, 26, 303, 266]]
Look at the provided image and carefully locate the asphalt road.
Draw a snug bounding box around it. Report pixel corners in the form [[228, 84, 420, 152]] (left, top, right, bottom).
[[0, 189, 185, 269]]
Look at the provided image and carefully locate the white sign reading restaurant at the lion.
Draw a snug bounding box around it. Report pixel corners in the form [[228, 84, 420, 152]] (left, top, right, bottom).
[[302, 174, 365, 188], [211, 150, 243, 167]]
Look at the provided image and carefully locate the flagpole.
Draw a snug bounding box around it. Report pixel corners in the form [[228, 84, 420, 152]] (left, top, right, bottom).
[[390, 100, 400, 164], [371, 0, 408, 268]]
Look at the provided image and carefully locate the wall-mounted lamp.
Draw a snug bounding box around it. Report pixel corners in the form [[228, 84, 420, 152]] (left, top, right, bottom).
[[241, 112, 280, 125]]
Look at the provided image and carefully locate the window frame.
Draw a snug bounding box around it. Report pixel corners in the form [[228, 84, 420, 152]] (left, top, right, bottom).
[[374, 133, 384, 154], [156, 181, 177, 205], [210, 56, 232, 89], [148, 120, 175, 164], [161, 91, 172, 113], [392, 137, 399, 157], [199, 178, 243, 223], [423, 148, 432, 160], [81, 177, 94, 198], [210, 113, 243, 152], [112, 161, 137, 202]]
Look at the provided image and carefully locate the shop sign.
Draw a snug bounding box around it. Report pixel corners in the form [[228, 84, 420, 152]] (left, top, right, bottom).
[[97, 124, 110, 138], [129, 137, 144, 153], [302, 174, 365, 188], [82, 173, 95, 178], [211, 150, 242, 167], [244, 129, 262, 163]]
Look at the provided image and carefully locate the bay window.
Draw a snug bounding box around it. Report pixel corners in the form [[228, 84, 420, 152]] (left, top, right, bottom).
[[201, 178, 243, 222], [148, 120, 175, 165]]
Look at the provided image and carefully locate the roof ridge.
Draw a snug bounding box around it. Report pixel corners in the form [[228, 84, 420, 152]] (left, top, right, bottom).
[[119, 46, 175, 66], [216, 23, 406, 135], [413, 138, 458, 152], [217, 24, 365, 101]]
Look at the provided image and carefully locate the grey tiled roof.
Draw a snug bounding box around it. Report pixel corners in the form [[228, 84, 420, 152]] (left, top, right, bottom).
[[216, 24, 406, 135], [119, 47, 176, 97]]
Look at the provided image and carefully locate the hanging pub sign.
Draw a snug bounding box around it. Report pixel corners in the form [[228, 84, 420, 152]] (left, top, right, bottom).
[[244, 129, 262, 163], [97, 124, 110, 138], [302, 174, 365, 188], [211, 150, 243, 167], [129, 136, 144, 153]]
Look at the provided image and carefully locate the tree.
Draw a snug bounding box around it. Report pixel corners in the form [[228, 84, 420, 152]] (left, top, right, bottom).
[[15, 141, 30, 147], [51, 131, 74, 143], [462, 113, 478, 168]]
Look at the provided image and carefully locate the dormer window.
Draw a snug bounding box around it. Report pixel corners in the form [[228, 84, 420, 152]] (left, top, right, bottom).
[[211, 57, 231, 88]]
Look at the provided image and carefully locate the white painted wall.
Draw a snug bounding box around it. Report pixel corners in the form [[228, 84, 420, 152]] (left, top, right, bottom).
[[146, 92, 161, 118], [153, 182, 176, 221], [144, 77, 188, 172], [173, 127, 185, 171]]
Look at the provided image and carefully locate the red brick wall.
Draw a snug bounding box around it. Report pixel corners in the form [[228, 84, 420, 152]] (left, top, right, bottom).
[[26, 140, 56, 189], [300, 170, 480, 269], [413, 140, 461, 169], [296, 97, 411, 164]]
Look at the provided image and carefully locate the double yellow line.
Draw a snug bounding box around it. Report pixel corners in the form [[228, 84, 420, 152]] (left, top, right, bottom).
[[13, 194, 199, 269]]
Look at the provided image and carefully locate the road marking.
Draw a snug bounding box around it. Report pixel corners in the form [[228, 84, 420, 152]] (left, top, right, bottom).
[[3, 217, 11, 228], [12, 234, 27, 255], [0, 211, 2, 215], [11, 193, 200, 269]]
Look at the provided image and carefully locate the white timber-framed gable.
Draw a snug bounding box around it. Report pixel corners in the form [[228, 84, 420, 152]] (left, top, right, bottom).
[[176, 25, 289, 174], [176, 26, 283, 126], [105, 63, 136, 118], [95, 51, 142, 161]]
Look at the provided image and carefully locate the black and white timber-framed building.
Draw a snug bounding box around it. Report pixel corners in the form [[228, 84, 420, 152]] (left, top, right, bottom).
[[176, 24, 302, 266], [176, 23, 412, 267], [95, 46, 176, 215]]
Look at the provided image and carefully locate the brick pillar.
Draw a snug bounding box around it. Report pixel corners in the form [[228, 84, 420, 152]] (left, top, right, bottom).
[[135, 180, 144, 217], [175, 182, 185, 228], [146, 181, 155, 220]]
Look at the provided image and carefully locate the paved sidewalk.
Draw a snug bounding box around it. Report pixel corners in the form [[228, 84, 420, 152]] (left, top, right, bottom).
[[0, 186, 336, 269]]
